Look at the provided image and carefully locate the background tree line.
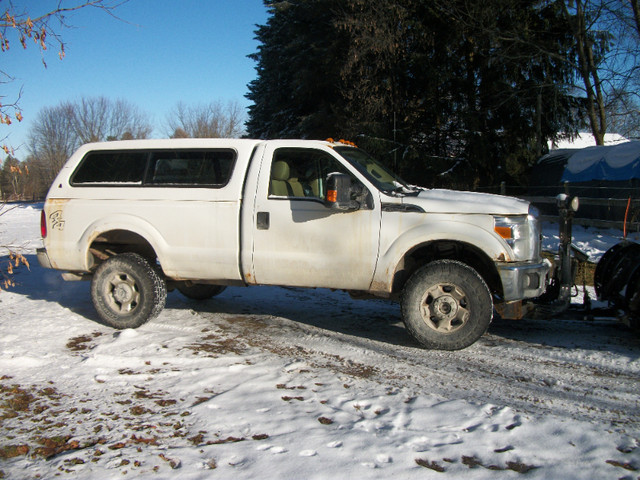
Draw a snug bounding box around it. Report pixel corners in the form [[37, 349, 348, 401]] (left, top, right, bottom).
[[1, 1, 248, 201], [4, 0, 639, 200], [0, 97, 245, 201], [246, 0, 640, 189]]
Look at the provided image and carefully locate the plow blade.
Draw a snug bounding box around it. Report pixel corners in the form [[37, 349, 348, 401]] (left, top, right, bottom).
[[594, 241, 640, 328]]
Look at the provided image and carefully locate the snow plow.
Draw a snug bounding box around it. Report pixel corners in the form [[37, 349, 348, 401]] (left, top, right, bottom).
[[594, 240, 640, 329], [534, 193, 639, 329], [530, 142, 640, 328]]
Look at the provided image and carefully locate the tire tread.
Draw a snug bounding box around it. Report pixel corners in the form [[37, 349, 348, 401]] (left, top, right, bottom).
[[401, 259, 492, 350], [90, 252, 167, 329]]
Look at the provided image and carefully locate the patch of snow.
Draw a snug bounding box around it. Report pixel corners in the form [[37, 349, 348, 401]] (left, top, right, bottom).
[[0, 203, 638, 479], [549, 132, 629, 150]]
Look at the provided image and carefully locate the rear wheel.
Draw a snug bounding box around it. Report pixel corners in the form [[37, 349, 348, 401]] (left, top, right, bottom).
[[401, 260, 492, 350], [91, 253, 167, 329]]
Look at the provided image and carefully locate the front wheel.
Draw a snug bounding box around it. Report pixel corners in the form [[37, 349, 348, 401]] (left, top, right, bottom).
[[91, 253, 167, 329], [401, 260, 492, 350]]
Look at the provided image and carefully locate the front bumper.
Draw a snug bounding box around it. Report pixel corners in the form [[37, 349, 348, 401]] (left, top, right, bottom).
[[496, 259, 551, 302]]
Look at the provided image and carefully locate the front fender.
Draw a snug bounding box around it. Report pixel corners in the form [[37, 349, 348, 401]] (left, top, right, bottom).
[[371, 217, 511, 293]]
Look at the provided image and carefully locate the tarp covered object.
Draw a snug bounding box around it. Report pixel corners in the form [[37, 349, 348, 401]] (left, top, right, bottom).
[[529, 141, 639, 221], [561, 141, 640, 182]]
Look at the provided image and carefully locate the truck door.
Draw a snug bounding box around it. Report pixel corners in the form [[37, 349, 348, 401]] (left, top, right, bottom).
[[248, 145, 381, 290]]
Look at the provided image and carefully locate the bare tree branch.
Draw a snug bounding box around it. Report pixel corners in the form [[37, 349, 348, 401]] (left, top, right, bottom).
[[0, 1, 129, 151], [166, 101, 246, 139]]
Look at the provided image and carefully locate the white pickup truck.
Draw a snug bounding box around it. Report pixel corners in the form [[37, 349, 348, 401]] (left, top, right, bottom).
[[38, 138, 549, 350]]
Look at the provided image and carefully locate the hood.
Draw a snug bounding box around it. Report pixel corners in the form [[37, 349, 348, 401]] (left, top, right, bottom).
[[404, 189, 530, 215]]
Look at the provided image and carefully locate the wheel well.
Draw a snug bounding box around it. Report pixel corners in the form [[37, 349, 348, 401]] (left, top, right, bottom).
[[89, 230, 158, 270], [392, 240, 502, 297]]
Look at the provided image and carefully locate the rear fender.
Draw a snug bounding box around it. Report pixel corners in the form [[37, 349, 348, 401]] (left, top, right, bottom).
[[78, 215, 168, 271]]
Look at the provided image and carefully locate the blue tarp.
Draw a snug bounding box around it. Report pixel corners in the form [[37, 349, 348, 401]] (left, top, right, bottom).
[[561, 141, 640, 182]]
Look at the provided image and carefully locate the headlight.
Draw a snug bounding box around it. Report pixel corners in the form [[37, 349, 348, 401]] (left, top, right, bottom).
[[494, 208, 540, 261], [556, 194, 579, 212]]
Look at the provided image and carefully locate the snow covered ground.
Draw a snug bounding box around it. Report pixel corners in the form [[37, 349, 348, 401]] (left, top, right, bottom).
[[0, 203, 639, 479]]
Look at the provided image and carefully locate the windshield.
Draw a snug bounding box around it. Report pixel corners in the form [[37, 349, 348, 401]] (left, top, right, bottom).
[[334, 146, 418, 195]]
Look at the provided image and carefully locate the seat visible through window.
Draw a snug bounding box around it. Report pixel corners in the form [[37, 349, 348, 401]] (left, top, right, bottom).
[[270, 160, 306, 197]]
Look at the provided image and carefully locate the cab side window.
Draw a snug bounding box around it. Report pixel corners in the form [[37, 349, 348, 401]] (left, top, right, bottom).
[[147, 150, 235, 187], [269, 148, 354, 199]]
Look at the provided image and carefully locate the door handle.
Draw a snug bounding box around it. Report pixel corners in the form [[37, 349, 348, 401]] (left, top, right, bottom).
[[257, 211, 270, 230]]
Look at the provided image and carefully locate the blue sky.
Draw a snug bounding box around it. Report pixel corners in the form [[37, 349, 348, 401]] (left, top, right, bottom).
[[2, 1, 269, 159]]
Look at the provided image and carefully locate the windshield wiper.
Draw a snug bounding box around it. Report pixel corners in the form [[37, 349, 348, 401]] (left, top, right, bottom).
[[384, 184, 421, 196]]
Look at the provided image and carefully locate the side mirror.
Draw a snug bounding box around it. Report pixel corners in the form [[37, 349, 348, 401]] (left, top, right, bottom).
[[325, 173, 359, 211]]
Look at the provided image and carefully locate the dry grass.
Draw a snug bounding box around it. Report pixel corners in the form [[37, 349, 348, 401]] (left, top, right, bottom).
[[415, 455, 539, 474]]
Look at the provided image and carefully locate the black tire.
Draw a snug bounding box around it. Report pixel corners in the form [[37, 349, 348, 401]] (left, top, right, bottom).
[[90, 253, 167, 329], [401, 260, 493, 350], [177, 283, 226, 300]]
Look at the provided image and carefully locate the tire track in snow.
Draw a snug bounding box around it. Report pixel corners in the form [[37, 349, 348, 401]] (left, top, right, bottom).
[[194, 289, 640, 430]]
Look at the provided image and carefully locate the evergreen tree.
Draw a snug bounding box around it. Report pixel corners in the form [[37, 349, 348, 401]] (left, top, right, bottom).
[[247, 0, 581, 188], [0, 156, 27, 200], [246, 0, 347, 139]]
